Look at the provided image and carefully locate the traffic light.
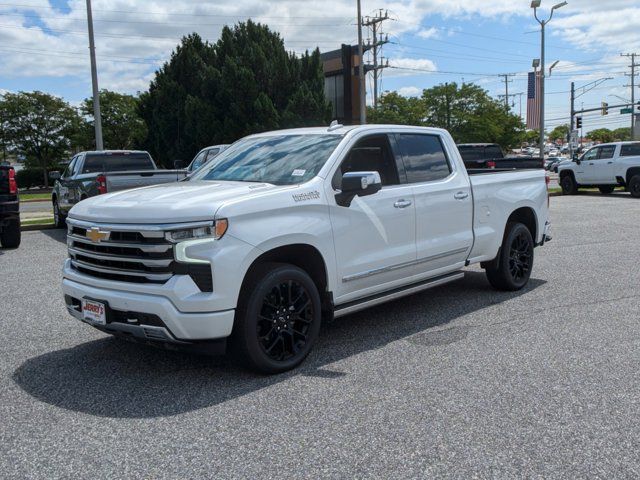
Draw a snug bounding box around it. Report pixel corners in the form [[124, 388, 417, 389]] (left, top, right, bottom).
[[576, 116, 582, 129], [601, 102, 608, 115]]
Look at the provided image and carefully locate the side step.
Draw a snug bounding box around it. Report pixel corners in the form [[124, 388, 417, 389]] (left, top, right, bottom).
[[333, 271, 465, 318]]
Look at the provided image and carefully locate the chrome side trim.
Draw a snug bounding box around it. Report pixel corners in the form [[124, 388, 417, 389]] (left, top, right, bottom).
[[68, 247, 173, 267], [334, 271, 464, 318], [70, 259, 173, 281], [342, 247, 469, 283], [67, 217, 214, 232], [69, 234, 173, 253]]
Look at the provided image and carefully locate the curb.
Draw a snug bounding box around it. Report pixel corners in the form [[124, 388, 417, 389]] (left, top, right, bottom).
[[20, 198, 52, 203], [21, 223, 56, 232]]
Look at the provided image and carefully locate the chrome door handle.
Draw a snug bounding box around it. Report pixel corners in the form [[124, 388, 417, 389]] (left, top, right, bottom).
[[454, 191, 469, 200], [394, 199, 412, 209]]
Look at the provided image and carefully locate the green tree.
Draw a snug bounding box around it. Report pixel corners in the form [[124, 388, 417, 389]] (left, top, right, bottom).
[[0, 91, 80, 187], [368, 83, 526, 149], [139, 23, 331, 166], [81, 90, 147, 150], [423, 82, 525, 148], [612, 127, 631, 141], [587, 128, 614, 143], [549, 124, 569, 142], [367, 91, 424, 125], [524, 130, 540, 144]]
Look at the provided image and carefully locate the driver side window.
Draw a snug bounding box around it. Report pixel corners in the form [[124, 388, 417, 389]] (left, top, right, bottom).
[[63, 157, 77, 178], [333, 135, 400, 189], [582, 148, 598, 161], [190, 151, 207, 172]]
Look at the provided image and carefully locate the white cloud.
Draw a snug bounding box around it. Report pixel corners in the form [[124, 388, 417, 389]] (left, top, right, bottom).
[[397, 86, 422, 97], [388, 57, 437, 76], [417, 27, 439, 39]]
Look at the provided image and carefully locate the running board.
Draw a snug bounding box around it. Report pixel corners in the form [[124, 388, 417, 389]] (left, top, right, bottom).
[[333, 271, 465, 318]]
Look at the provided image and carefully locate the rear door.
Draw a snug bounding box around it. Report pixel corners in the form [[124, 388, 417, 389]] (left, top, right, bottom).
[[396, 133, 473, 274], [328, 133, 417, 302]]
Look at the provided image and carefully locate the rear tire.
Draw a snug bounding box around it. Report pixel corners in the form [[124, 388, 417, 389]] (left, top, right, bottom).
[[560, 174, 578, 195], [0, 219, 21, 248], [231, 262, 322, 374], [485, 222, 534, 291], [598, 185, 615, 194], [53, 200, 66, 229], [629, 175, 640, 198]]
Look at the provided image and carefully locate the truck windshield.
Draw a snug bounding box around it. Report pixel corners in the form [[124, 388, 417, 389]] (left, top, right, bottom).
[[82, 153, 154, 173], [189, 134, 344, 185]]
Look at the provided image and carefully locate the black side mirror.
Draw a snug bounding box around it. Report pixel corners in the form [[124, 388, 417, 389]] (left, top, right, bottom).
[[173, 160, 185, 169], [49, 171, 61, 180], [335, 171, 382, 207]]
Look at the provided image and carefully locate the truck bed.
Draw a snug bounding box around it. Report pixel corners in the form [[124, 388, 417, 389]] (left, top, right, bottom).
[[105, 169, 188, 192]]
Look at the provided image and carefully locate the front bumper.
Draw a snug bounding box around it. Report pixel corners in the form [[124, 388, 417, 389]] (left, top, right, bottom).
[[539, 221, 552, 246], [62, 277, 235, 341]]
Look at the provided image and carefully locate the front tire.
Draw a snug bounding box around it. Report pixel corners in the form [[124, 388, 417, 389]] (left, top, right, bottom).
[[598, 185, 615, 194], [629, 175, 640, 198], [53, 200, 66, 229], [0, 219, 21, 248], [485, 222, 534, 291], [231, 263, 322, 374], [560, 174, 578, 195]]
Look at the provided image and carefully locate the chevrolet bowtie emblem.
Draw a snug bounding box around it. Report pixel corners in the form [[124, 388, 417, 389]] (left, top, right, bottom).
[[86, 227, 109, 243]]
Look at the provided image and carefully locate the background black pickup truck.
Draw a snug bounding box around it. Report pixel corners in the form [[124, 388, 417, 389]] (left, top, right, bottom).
[[457, 143, 543, 170], [0, 165, 20, 248]]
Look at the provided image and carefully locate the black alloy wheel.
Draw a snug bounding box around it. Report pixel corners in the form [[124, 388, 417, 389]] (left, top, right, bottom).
[[629, 175, 640, 198], [232, 263, 322, 373], [485, 222, 534, 291], [257, 280, 314, 362], [507, 230, 533, 285]]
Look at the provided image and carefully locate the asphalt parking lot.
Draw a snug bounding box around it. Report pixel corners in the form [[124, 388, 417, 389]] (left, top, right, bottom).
[[1, 192, 639, 478]]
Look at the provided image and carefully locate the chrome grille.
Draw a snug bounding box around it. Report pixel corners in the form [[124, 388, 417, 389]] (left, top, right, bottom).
[[67, 221, 174, 284], [66, 219, 215, 291]]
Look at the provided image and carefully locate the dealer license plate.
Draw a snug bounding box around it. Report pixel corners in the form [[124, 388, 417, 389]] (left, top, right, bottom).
[[82, 299, 106, 325]]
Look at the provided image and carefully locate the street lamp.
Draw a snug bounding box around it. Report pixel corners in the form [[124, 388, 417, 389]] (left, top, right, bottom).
[[532, 0, 567, 161], [548, 60, 559, 76]]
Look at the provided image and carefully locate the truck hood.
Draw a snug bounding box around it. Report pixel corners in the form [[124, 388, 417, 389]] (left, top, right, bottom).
[[68, 180, 283, 224]]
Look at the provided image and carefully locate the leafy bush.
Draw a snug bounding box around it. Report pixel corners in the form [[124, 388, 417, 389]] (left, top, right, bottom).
[[16, 168, 60, 189]]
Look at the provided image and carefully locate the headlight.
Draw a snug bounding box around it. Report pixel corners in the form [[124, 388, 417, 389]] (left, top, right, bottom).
[[165, 219, 228, 243], [169, 219, 228, 265]]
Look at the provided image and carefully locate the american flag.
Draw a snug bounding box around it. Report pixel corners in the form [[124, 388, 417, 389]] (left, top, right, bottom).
[[526, 71, 541, 130]]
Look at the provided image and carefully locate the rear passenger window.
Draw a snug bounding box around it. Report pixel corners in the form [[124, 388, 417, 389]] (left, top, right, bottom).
[[397, 134, 451, 183], [598, 146, 616, 159], [621, 143, 640, 156]]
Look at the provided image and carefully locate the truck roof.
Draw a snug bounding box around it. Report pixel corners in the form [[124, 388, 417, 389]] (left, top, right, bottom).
[[250, 124, 450, 137], [78, 150, 151, 155]]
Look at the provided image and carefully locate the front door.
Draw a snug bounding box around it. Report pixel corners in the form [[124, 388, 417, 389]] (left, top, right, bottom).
[[584, 145, 616, 184], [328, 134, 416, 303], [575, 147, 597, 184]]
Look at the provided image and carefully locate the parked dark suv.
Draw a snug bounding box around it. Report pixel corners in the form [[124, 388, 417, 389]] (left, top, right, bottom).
[[0, 165, 20, 248]]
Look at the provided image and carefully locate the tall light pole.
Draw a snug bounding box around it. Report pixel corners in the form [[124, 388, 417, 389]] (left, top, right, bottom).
[[356, 0, 366, 124], [531, 0, 567, 161], [86, 0, 103, 150]]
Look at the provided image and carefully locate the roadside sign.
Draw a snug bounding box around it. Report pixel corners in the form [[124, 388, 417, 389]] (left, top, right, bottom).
[[621, 107, 633, 114]]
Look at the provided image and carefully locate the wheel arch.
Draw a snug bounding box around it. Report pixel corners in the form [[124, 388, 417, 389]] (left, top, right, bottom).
[[625, 167, 640, 185], [239, 243, 332, 315], [506, 206, 538, 244]]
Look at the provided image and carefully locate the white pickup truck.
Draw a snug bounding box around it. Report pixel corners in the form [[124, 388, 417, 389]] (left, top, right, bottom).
[[61, 125, 551, 373], [557, 141, 640, 197]]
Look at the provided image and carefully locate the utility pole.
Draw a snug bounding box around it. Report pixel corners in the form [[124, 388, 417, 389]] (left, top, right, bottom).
[[569, 81, 575, 157], [85, 0, 103, 150], [500, 74, 515, 109], [621, 52, 637, 140], [356, 0, 366, 124], [363, 10, 390, 109]]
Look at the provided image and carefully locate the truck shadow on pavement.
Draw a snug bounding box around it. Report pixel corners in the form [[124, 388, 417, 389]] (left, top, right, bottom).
[[12, 271, 545, 418]]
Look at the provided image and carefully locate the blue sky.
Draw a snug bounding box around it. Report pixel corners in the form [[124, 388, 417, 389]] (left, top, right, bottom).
[[1, 0, 638, 134]]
